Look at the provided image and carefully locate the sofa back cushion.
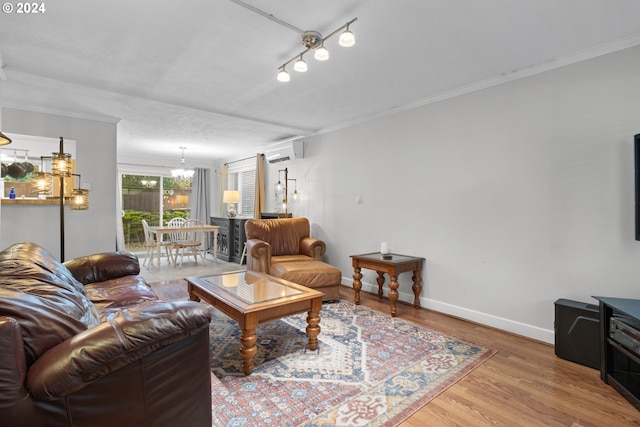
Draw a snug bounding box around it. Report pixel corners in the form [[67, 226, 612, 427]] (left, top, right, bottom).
[[0, 242, 100, 366], [245, 218, 310, 256]]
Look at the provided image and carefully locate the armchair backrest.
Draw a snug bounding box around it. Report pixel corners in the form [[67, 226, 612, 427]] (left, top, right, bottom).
[[245, 218, 310, 256]]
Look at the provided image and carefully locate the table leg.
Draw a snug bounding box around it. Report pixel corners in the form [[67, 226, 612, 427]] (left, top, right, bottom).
[[388, 274, 399, 317], [213, 230, 218, 263], [240, 328, 257, 375], [412, 268, 422, 308], [376, 272, 385, 299], [156, 233, 162, 268], [352, 267, 362, 305], [306, 299, 321, 351]]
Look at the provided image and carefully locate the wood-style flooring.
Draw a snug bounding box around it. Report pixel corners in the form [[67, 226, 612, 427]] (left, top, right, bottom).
[[335, 288, 640, 427]]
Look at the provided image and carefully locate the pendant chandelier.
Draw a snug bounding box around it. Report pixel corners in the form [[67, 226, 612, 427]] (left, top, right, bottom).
[[171, 146, 194, 179]]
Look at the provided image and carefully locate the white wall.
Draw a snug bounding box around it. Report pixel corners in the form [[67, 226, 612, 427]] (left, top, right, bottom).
[[0, 108, 118, 260], [265, 45, 640, 343]]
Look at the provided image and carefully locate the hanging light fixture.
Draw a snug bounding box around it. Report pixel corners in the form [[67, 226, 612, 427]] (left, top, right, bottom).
[[0, 131, 12, 146], [276, 17, 358, 82], [171, 146, 194, 179]]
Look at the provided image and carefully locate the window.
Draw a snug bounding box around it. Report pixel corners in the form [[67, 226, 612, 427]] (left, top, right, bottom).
[[228, 163, 256, 217], [120, 173, 192, 252]]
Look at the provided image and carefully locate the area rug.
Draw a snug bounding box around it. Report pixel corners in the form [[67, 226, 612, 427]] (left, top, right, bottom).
[[208, 300, 496, 427]]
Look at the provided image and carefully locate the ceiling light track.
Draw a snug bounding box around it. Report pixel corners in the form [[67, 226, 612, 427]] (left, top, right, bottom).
[[277, 17, 358, 83], [229, 0, 303, 34]]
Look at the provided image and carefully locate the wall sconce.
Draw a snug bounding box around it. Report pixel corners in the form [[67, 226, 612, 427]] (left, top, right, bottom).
[[274, 168, 301, 214], [223, 190, 240, 218]]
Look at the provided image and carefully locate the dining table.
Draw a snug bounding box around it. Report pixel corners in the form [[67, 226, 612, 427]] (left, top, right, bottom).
[[148, 224, 220, 268]]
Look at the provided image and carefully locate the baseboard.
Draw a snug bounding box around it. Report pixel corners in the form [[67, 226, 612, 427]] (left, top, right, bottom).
[[341, 277, 554, 344]]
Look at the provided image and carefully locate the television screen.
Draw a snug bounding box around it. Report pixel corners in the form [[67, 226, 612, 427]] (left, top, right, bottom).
[[636, 134, 640, 240]]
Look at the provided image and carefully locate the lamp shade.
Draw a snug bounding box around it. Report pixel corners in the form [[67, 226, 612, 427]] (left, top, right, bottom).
[[223, 190, 240, 204], [0, 131, 12, 145], [70, 188, 89, 210], [339, 29, 355, 47]]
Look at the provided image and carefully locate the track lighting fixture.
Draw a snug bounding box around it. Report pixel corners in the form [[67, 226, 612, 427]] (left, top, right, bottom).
[[277, 17, 357, 82]]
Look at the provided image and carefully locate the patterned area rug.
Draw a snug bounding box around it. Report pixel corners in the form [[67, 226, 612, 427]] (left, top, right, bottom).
[[208, 300, 496, 426]]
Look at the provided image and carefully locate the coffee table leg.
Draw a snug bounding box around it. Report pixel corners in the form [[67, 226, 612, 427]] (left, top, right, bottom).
[[376, 272, 385, 299], [306, 299, 322, 351], [352, 267, 362, 305], [388, 275, 399, 317], [412, 268, 422, 308], [240, 328, 257, 375]]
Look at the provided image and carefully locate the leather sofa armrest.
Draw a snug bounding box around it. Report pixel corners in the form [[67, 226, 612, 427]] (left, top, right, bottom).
[[0, 317, 30, 414], [246, 239, 271, 274], [26, 301, 211, 400], [64, 251, 141, 285], [300, 237, 326, 260]]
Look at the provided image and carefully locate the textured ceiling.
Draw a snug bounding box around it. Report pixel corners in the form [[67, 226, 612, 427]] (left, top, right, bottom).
[[1, 0, 640, 166]]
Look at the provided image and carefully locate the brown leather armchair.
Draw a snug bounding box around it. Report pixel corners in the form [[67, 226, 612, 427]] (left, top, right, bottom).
[[0, 242, 212, 427], [245, 218, 342, 301]]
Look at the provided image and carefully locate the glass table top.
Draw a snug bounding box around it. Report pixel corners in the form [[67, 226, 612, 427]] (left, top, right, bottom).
[[199, 272, 304, 304]]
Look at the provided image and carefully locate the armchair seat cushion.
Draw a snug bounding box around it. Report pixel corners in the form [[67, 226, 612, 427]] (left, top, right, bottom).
[[271, 260, 341, 301], [272, 254, 314, 264]]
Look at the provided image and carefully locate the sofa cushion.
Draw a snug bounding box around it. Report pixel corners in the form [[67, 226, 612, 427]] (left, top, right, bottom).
[[85, 275, 157, 317], [0, 242, 100, 366]]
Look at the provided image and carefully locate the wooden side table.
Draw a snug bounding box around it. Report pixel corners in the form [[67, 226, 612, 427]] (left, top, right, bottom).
[[350, 252, 425, 317]]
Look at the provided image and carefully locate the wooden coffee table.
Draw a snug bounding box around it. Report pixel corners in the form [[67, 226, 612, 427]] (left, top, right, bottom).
[[350, 252, 425, 317], [186, 270, 323, 375]]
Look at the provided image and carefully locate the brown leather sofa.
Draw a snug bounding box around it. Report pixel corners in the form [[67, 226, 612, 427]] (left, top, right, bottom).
[[245, 218, 342, 301], [0, 241, 212, 427]]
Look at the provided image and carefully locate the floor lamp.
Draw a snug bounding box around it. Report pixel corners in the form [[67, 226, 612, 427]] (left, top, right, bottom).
[[41, 138, 90, 261], [50, 137, 73, 261]]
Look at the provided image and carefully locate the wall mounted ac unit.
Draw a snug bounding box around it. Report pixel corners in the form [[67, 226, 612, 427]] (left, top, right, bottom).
[[264, 140, 303, 164]]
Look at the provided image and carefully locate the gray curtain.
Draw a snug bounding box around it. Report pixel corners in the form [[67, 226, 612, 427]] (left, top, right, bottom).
[[190, 167, 211, 249]]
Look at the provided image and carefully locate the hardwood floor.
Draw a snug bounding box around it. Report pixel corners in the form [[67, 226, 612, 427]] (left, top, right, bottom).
[[336, 287, 640, 427], [145, 261, 639, 426]]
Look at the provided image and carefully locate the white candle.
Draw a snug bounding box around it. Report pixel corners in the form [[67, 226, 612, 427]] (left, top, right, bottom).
[[381, 242, 389, 254]]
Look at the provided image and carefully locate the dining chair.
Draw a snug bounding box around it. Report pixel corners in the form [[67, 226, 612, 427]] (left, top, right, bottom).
[[141, 219, 172, 268], [171, 219, 206, 269], [165, 217, 187, 266]]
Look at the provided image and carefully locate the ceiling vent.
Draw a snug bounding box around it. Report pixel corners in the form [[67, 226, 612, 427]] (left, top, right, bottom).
[[265, 140, 303, 164]]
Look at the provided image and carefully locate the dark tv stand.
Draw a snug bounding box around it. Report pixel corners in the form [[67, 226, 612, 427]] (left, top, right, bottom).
[[595, 296, 640, 410]]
